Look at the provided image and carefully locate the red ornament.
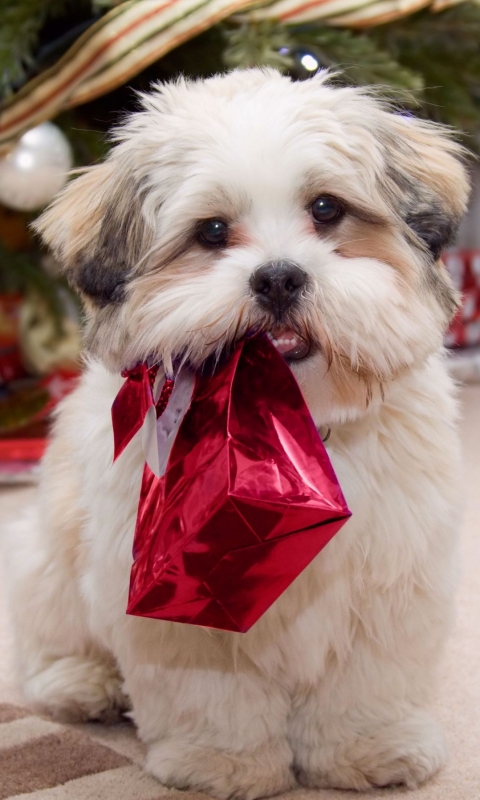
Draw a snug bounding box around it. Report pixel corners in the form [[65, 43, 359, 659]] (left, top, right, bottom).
[[113, 336, 351, 633]]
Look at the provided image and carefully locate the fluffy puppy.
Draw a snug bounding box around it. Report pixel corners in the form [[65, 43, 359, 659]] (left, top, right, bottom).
[[3, 69, 469, 798]]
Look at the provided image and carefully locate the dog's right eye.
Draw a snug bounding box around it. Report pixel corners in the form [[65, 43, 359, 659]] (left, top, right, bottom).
[[311, 196, 344, 225], [197, 219, 229, 248]]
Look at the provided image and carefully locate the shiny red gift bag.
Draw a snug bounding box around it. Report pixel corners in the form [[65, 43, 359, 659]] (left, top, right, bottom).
[[119, 336, 351, 632]]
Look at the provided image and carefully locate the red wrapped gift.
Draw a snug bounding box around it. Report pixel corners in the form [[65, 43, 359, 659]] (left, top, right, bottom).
[[114, 336, 351, 633], [444, 250, 480, 347]]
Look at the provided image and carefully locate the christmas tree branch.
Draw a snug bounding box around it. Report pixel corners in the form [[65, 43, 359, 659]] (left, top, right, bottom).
[[0, 0, 88, 97], [0, 243, 67, 336]]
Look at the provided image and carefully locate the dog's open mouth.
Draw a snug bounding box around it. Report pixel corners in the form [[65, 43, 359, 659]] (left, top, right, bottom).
[[266, 329, 310, 360]]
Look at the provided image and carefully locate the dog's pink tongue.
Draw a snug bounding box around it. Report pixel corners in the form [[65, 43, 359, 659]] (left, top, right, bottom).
[[267, 329, 302, 356]]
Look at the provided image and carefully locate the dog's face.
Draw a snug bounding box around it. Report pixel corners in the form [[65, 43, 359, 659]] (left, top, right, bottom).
[[37, 69, 469, 425]]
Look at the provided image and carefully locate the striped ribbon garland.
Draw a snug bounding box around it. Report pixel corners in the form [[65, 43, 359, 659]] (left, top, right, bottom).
[[0, 0, 470, 154]]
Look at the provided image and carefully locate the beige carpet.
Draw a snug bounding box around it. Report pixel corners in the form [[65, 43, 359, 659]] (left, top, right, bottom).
[[1, 385, 479, 799]]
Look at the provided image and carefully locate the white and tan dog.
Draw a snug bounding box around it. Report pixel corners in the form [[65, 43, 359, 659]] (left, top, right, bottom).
[[3, 68, 470, 797]]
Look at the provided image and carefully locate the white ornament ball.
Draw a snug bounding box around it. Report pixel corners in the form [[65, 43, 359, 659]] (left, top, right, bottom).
[[0, 122, 73, 211]]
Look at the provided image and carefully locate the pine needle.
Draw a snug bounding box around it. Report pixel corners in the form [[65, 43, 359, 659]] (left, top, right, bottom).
[[0, 0, 81, 97]]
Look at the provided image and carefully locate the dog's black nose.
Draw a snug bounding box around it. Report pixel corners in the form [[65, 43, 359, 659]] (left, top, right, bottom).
[[250, 261, 307, 316]]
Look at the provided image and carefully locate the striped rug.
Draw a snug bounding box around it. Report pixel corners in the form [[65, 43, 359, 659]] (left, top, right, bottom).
[[0, 702, 206, 800]]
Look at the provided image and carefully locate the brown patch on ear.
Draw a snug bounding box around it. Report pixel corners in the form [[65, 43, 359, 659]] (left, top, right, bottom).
[[376, 114, 470, 263], [369, 112, 469, 323], [385, 166, 461, 261], [34, 164, 111, 270], [34, 161, 153, 307]]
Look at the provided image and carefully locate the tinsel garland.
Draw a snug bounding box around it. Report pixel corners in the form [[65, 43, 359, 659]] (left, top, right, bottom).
[[0, 0, 469, 154]]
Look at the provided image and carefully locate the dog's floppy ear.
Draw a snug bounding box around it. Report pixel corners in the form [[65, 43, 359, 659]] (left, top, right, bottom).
[[34, 160, 152, 308], [375, 111, 470, 321], [378, 113, 470, 262]]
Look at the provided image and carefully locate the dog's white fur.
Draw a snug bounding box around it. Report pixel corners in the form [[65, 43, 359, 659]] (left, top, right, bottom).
[[3, 69, 470, 796]]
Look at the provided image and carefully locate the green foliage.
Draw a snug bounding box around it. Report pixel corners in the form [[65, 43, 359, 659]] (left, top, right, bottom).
[[0, 243, 68, 336], [91, 0, 124, 7], [1, 0, 59, 94], [0, 0, 88, 97], [223, 21, 295, 71], [370, 4, 480, 136], [223, 21, 423, 94], [291, 25, 424, 93], [56, 111, 109, 165]]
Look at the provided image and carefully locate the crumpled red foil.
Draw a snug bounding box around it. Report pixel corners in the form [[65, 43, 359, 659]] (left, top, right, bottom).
[[113, 336, 351, 633]]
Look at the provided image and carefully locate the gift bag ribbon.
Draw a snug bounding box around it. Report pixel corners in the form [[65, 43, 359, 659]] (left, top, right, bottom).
[[112, 362, 174, 461]]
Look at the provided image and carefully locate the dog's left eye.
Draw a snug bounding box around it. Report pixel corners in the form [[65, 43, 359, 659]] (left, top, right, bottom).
[[197, 219, 229, 248], [311, 196, 344, 225]]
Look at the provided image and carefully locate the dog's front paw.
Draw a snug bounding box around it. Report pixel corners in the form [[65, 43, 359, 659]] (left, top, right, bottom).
[[146, 738, 295, 800], [25, 654, 129, 723], [295, 713, 446, 791]]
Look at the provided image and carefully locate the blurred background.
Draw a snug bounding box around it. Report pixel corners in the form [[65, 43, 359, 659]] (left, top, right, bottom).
[[1, 0, 480, 481]]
